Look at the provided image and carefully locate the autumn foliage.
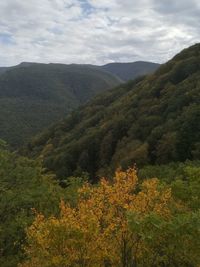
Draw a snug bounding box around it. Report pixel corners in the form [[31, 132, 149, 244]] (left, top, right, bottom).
[[18, 168, 181, 267]]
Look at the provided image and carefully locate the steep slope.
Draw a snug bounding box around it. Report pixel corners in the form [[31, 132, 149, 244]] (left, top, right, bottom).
[[100, 61, 160, 81], [0, 63, 120, 146], [24, 43, 200, 179]]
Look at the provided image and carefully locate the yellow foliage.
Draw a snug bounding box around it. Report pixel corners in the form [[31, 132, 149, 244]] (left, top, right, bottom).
[[19, 168, 173, 267]]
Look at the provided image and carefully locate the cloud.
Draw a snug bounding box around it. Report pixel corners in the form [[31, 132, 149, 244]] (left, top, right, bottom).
[[0, 0, 199, 66]]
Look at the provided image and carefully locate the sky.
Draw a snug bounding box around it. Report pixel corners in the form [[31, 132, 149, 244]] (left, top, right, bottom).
[[0, 0, 199, 66]]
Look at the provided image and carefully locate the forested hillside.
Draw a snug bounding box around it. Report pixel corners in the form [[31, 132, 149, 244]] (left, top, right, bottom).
[[0, 63, 120, 146], [1, 142, 200, 267], [1, 44, 200, 267], [0, 141, 88, 267], [24, 43, 200, 180], [1, 0, 200, 264]]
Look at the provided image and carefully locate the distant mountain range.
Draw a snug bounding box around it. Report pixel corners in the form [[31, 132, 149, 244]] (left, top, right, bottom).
[[100, 61, 160, 81], [0, 61, 159, 146], [23, 43, 200, 180]]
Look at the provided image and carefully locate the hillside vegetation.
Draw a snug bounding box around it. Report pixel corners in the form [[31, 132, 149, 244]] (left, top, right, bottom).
[[19, 164, 200, 267], [24, 43, 200, 180], [0, 63, 120, 146], [1, 142, 200, 267], [1, 44, 200, 267], [0, 141, 87, 267]]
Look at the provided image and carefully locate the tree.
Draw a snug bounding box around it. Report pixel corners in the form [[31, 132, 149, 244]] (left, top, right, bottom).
[[128, 209, 200, 267], [0, 144, 63, 267], [20, 168, 177, 267]]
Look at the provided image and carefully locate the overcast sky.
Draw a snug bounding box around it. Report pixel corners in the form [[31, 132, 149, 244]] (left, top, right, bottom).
[[0, 0, 199, 66]]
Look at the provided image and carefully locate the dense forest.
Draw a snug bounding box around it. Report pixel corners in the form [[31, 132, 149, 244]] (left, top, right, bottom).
[[1, 144, 200, 267], [0, 44, 200, 267], [0, 61, 159, 147], [0, 63, 120, 146], [23, 43, 200, 180]]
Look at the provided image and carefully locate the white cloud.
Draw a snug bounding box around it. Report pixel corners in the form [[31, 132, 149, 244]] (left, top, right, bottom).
[[0, 0, 199, 66]]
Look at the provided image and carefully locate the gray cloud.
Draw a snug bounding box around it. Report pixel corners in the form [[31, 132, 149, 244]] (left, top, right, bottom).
[[0, 0, 199, 66]]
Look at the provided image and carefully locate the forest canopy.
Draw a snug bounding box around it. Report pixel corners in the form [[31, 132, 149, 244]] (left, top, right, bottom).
[[19, 168, 200, 267]]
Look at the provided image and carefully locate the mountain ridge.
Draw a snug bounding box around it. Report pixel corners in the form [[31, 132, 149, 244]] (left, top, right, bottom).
[[0, 60, 159, 146], [23, 43, 200, 180], [100, 61, 160, 81], [0, 63, 121, 146], [0, 60, 160, 82]]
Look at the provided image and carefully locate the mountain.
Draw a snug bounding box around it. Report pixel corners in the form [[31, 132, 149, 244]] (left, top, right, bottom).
[[100, 61, 160, 81], [0, 67, 8, 74], [23, 43, 200, 180], [0, 62, 34, 74], [0, 63, 121, 146]]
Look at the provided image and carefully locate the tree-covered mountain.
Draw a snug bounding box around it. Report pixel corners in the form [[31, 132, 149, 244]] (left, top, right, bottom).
[[100, 61, 160, 81], [0, 63, 121, 146], [23, 43, 200, 180]]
